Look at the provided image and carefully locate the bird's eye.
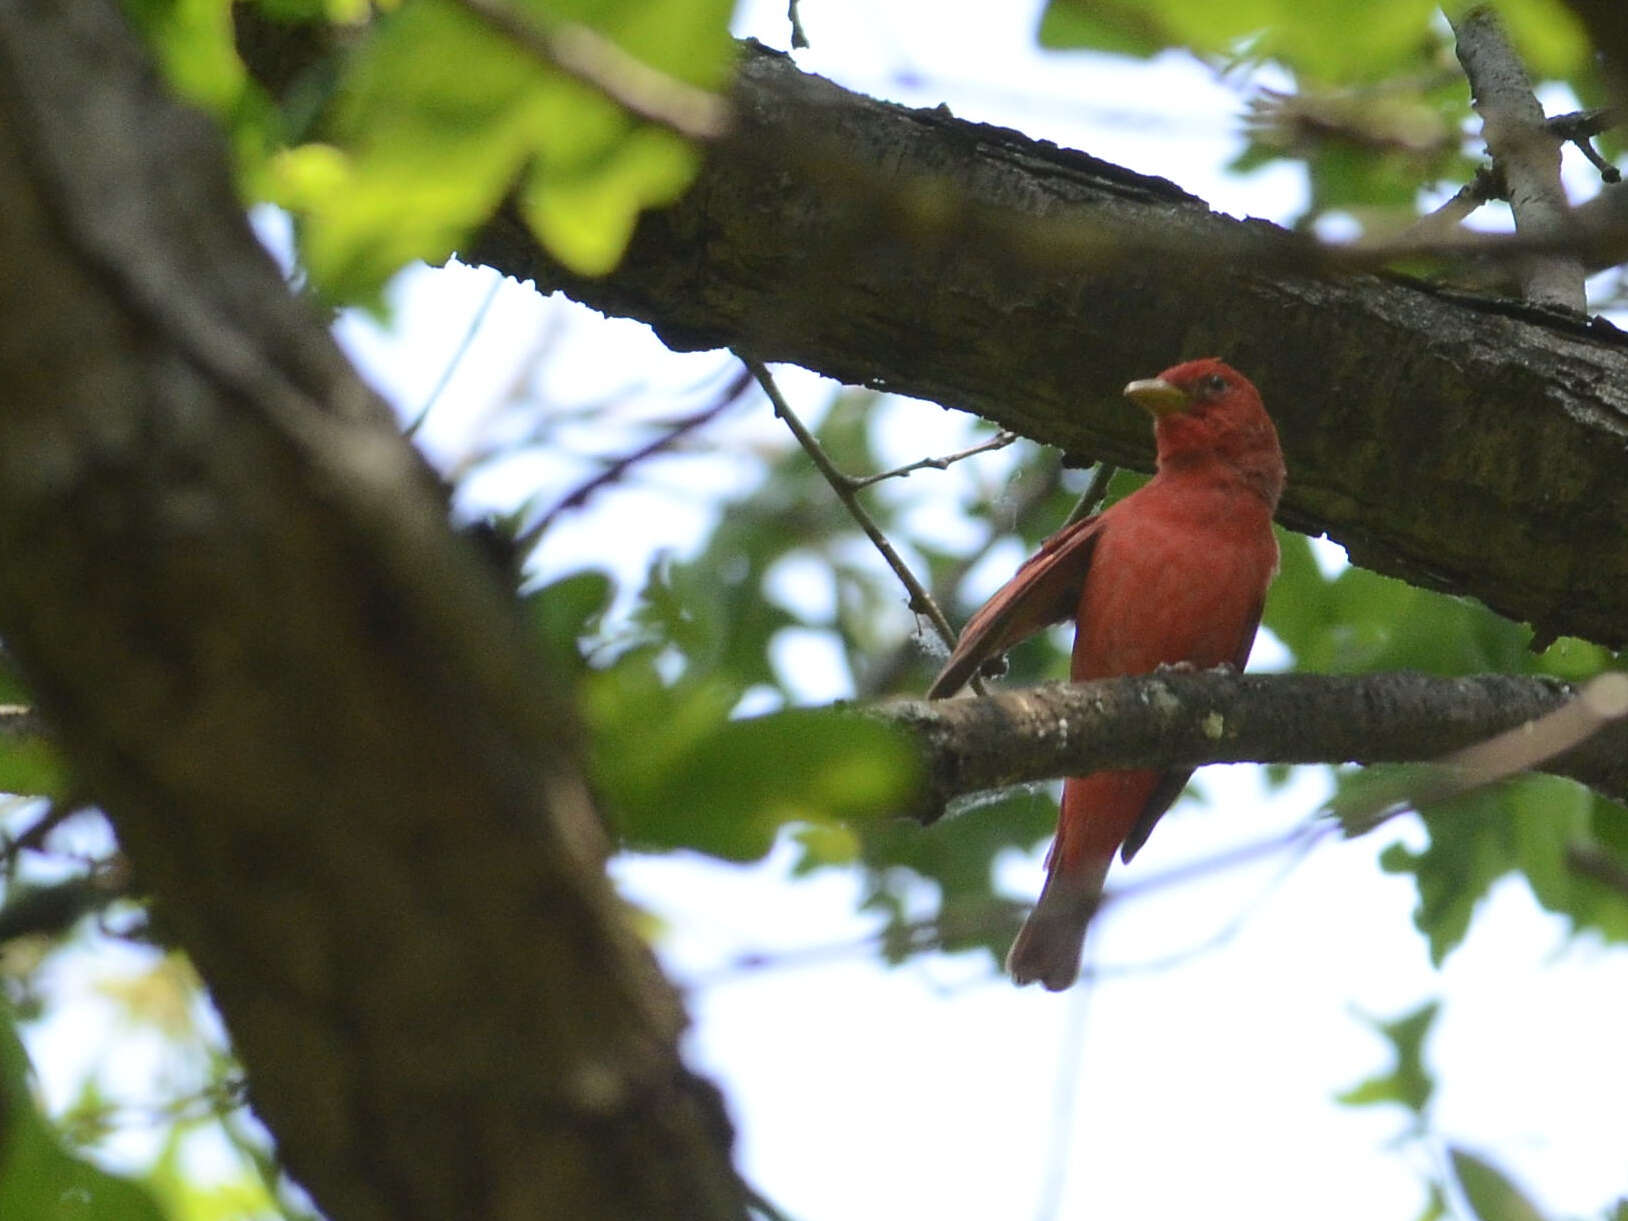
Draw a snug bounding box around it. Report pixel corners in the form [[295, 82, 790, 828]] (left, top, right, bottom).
[[1199, 373, 1228, 396]]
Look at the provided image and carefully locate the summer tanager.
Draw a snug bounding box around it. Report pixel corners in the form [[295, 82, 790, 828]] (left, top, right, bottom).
[[926, 359, 1285, 990]]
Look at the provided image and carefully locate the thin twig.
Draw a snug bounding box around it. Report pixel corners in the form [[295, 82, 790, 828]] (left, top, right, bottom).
[[1547, 106, 1621, 179], [858, 461, 1063, 698], [0, 799, 70, 872], [455, 0, 730, 141], [688, 816, 1331, 988], [745, 357, 981, 692], [1546, 107, 1620, 141], [745, 1181, 801, 1221], [1379, 163, 1507, 253], [847, 430, 1018, 489], [687, 814, 1334, 996], [404, 273, 503, 439], [1061, 462, 1117, 528], [1329, 671, 1628, 834], [520, 365, 754, 548]]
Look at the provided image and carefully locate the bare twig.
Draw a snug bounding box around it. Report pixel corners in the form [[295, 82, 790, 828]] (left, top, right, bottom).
[[404, 273, 503, 439], [520, 365, 754, 547], [848, 429, 1018, 489], [857, 461, 1063, 699], [0, 799, 70, 871], [1331, 672, 1628, 833], [746, 357, 982, 692], [455, 0, 731, 141], [1451, 6, 1586, 309], [1382, 164, 1506, 252], [688, 815, 1330, 988], [1547, 107, 1621, 142], [1547, 107, 1622, 182], [1061, 461, 1117, 528]]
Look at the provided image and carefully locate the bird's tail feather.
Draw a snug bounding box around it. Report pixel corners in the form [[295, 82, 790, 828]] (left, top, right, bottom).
[[1005, 854, 1110, 991]]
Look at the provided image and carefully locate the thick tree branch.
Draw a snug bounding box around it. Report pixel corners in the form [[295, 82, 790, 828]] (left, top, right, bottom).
[[1451, 7, 1585, 310], [466, 41, 1628, 650], [0, 4, 743, 1220], [874, 670, 1626, 822]]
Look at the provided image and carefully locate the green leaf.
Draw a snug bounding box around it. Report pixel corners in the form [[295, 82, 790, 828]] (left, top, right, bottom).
[[1336, 999, 1438, 1118], [1266, 532, 1534, 678], [0, 1005, 169, 1221], [1376, 774, 1628, 963], [525, 569, 615, 673], [597, 686, 921, 861], [0, 737, 68, 801], [1449, 1148, 1550, 1221], [1414, 1182, 1449, 1221], [286, 0, 735, 303], [122, 0, 248, 118], [519, 125, 697, 275]]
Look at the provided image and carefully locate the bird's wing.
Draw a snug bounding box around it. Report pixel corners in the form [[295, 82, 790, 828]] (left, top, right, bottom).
[[1119, 594, 1266, 863], [926, 513, 1105, 699]]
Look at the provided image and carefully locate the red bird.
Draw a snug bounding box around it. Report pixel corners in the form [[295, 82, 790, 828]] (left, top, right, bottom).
[[927, 359, 1285, 990]]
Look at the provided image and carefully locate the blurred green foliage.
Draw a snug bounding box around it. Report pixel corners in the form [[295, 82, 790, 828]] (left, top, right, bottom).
[[1337, 999, 1439, 1122], [127, 0, 734, 305], [0, 1004, 167, 1221]]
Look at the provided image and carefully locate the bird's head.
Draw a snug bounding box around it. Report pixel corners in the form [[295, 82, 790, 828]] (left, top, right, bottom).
[[1123, 358, 1285, 505]]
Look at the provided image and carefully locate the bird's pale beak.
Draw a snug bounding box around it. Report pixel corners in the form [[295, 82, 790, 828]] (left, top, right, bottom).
[[1123, 377, 1191, 417]]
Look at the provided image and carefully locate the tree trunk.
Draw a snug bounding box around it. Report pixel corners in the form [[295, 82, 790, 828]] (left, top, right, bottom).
[[0, 3, 745, 1218]]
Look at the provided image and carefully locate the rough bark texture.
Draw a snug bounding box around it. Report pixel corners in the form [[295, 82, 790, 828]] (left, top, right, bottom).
[[468, 41, 1628, 650], [878, 670, 1628, 822], [0, 4, 744, 1220]]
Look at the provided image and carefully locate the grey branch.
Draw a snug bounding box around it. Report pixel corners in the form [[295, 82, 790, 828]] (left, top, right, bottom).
[[467, 41, 1628, 651], [1452, 6, 1586, 310], [872, 670, 1627, 823]]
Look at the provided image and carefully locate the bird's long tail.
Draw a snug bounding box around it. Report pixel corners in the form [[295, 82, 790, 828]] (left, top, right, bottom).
[[1007, 770, 1160, 991], [1005, 852, 1110, 991]]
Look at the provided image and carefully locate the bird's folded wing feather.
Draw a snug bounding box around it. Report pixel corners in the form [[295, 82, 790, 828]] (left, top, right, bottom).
[[926, 513, 1104, 699], [1118, 594, 1267, 862]]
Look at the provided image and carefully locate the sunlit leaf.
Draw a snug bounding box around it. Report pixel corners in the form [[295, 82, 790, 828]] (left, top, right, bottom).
[[286, 0, 735, 303]]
